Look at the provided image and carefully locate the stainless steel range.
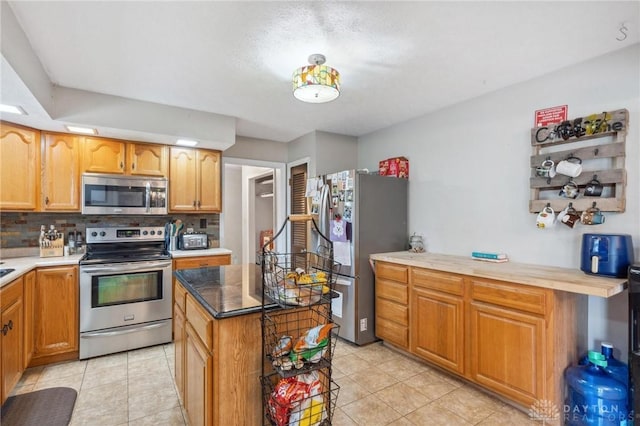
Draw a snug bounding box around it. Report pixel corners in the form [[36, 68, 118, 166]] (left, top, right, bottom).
[[79, 226, 172, 359]]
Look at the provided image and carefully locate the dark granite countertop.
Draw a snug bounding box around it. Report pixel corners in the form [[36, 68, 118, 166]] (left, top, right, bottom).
[[174, 263, 277, 319]]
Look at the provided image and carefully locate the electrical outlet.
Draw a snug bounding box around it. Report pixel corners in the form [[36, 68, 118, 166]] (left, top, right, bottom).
[[360, 318, 367, 332], [200, 218, 207, 229]]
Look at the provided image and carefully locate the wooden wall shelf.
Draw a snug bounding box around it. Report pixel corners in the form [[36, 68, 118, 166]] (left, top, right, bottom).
[[529, 108, 628, 213]]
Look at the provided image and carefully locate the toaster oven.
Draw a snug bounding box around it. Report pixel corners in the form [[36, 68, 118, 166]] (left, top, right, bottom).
[[179, 233, 209, 250]]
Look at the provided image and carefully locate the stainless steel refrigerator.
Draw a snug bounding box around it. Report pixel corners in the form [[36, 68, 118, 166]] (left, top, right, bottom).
[[312, 170, 408, 345]]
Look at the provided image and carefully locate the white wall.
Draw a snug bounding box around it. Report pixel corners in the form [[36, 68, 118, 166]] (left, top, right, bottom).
[[224, 136, 288, 162], [358, 43, 640, 360], [316, 131, 358, 175], [222, 164, 243, 264]]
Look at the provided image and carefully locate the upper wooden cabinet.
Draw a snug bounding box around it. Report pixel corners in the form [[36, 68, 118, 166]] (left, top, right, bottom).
[[82, 138, 167, 177], [169, 147, 221, 212], [42, 133, 81, 211], [127, 143, 168, 177], [0, 122, 40, 210], [82, 137, 126, 174]]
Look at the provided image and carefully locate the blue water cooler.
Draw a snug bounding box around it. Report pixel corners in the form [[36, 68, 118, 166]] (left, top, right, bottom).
[[565, 351, 628, 425], [629, 265, 640, 425]]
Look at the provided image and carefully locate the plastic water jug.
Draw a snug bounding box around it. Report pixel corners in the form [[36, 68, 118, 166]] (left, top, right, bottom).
[[601, 343, 629, 387], [565, 351, 629, 425]]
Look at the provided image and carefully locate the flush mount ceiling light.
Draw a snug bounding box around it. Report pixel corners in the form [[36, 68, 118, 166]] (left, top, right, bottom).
[[176, 139, 198, 147], [65, 125, 97, 135], [292, 54, 340, 103], [0, 104, 27, 115]]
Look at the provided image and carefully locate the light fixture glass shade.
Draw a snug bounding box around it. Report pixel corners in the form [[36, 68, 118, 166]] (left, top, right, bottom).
[[292, 64, 340, 103]]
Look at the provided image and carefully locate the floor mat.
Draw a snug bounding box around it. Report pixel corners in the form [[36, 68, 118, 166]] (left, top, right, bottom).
[[1, 387, 77, 426]]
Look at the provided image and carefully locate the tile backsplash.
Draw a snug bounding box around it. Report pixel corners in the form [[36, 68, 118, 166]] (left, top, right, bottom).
[[0, 212, 220, 249]]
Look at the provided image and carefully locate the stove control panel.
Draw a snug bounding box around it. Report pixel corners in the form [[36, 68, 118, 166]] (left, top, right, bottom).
[[86, 227, 165, 244]]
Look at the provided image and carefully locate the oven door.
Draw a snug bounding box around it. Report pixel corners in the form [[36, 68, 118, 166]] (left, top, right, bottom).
[[79, 260, 172, 333]]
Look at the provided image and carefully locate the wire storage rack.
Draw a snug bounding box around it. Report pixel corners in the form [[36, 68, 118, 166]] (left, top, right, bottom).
[[259, 214, 341, 426]]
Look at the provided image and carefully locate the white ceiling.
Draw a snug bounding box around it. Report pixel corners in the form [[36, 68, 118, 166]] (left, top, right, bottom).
[[1, 1, 638, 149]]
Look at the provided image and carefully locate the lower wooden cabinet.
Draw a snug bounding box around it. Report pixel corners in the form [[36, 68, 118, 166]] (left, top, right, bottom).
[[1, 277, 24, 405], [374, 262, 409, 349], [185, 322, 213, 426], [469, 300, 545, 405], [173, 254, 231, 271], [174, 280, 263, 426], [23, 271, 36, 368], [411, 286, 464, 375], [173, 302, 186, 403], [31, 266, 79, 366], [374, 262, 577, 412]]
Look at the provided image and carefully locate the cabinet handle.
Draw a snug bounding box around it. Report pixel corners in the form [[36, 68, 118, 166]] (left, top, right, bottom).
[[120, 162, 124, 170], [197, 200, 201, 208], [132, 163, 135, 170], [2, 325, 7, 336], [45, 196, 49, 205], [7, 320, 12, 330], [193, 200, 196, 207]]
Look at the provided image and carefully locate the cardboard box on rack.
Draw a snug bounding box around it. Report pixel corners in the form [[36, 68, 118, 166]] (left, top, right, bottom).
[[379, 156, 409, 178]]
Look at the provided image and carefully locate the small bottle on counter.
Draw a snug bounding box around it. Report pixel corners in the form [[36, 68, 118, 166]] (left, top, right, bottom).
[[75, 232, 84, 254], [68, 231, 76, 255]]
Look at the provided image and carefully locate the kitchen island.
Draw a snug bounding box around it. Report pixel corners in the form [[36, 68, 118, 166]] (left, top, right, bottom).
[[173, 263, 274, 426], [369, 251, 628, 420]]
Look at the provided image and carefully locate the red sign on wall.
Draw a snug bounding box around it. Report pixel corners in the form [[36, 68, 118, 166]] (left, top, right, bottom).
[[534, 105, 568, 127]]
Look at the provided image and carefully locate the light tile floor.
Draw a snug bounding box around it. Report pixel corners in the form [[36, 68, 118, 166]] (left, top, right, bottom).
[[11, 340, 537, 425]]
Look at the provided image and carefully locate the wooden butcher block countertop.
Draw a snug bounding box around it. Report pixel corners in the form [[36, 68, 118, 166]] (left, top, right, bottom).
[[369, 251, 627, 298]]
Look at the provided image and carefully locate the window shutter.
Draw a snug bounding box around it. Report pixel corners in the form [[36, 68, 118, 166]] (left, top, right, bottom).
[[290, 164, 307, 253]]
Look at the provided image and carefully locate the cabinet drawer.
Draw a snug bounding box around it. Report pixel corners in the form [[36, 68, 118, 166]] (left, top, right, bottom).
[[174, 254, 231, 270], [174, 281, 187, 312], [185, 294, 213, 352], [376, 262, 408, 283], [471, 279, 547, 315], [376, 278, 408, 304], [376, 298, 408, 326], [412, 268, 464, 296], [376, 318, 408, 348], [1, 277, 23, 309]]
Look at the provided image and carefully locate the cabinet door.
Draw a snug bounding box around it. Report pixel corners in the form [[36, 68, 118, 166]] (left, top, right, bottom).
[[32, 266, 78, 362], [197, 150, 221, 212], [23, 271, 36, 368], [42, 133, 81, 211], [169, 147, 198, 211], [0, 122, 40, 210], [128, 143, 167, 177], [1, 278, 24, 404], [82, 137, 126, 174], [173, 303, 186, 404], [185, 323, 213, 426], [468, 301, 545, 406], [411, 287, 464, 375], [173, 255, 231, 270]]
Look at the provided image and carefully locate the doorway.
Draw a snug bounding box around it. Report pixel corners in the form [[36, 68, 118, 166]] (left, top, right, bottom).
[[221, 158, 286, 265]]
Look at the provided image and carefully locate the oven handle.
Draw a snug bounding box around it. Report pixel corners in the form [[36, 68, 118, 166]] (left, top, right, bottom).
[[81, 321, 167, 338], [80, 260, 172, 274]]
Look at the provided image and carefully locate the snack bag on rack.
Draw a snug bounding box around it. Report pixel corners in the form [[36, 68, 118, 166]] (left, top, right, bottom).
[[268, 372, 322, 426], [290, 323, 333, 363], [288, 372, 324, 426]]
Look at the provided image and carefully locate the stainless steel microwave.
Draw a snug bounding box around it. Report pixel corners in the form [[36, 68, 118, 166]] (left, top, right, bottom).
[[82, 173, 168, 215]]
